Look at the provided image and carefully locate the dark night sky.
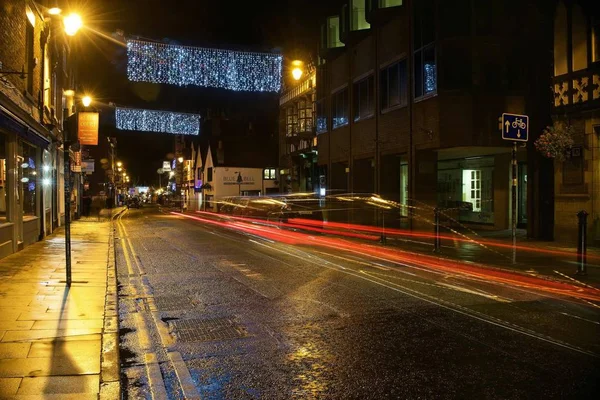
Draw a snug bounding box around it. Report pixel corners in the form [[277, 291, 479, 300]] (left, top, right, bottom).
[[74, 0, 342, 186]]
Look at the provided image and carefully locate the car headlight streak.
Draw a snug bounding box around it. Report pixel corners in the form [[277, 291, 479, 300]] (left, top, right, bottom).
[[126, 39, 283, 93], [115, 107, 200, 135]]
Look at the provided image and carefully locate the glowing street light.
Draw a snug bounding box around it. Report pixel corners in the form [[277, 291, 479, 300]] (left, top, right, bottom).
[[63, 13, 83, 36], [81, 95, 92, 107], [177, 156, 184, 163], [291, 60, 304, 81], [47, 7, 62, 15], [292, 67, 303, 80], [116, 161, 123, 167]]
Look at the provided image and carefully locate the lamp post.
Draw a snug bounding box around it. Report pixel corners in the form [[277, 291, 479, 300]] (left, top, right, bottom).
[[178, 156, 184, 211], [59, 11, 84, 287]]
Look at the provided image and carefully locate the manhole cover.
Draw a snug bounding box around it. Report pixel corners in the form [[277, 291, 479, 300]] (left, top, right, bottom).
[[153, 296, 191, 311], [171, 318, 247, 342]]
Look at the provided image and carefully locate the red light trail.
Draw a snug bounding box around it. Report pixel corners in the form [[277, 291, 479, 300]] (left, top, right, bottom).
[[172, 211, 600, 303]]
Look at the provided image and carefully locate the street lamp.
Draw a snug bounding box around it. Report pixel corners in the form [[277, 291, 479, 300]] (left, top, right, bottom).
[[81, 95, 92, 107], [116, 161, 122, 167], [291, 60, 303, 81], [63, 13, 83, 36]]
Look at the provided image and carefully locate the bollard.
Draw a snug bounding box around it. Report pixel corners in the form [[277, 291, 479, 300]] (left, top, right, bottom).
[[576, 210, 588, 276], [433, 207, 441, 253]]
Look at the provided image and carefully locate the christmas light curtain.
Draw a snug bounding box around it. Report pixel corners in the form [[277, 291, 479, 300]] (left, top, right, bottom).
[[126, 39, 283, 92], [115, 107, 200, 135]]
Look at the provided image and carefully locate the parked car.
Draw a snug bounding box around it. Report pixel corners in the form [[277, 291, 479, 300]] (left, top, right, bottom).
[[127, 197, 141, 209]]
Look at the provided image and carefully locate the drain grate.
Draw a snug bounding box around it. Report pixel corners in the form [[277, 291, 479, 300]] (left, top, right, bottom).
[[171, 318, 247, 342], [153, 296, 191, 311]]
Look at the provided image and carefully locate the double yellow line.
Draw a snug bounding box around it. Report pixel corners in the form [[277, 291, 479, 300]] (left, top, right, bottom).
[[115, 209, 200, 399]]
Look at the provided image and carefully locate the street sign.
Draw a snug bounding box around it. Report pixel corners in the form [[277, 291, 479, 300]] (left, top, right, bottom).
[[162, 161, 171, 172], [502, 113, 529, 142], [81, 159, 95, 174]]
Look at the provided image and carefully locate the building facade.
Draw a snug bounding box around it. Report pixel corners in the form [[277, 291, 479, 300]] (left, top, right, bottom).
[[0, 0, 77, 258], [279, 65, 318, 193], [200, 143, 279, 211], [314, 0, 552, 235], [551, 0, 600, 242]]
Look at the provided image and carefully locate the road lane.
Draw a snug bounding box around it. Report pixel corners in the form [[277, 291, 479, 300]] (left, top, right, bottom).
[[117, 206, 599, 399]]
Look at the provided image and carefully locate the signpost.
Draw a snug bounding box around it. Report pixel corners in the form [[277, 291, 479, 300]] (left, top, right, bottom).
[[501, 113, 529, 263]]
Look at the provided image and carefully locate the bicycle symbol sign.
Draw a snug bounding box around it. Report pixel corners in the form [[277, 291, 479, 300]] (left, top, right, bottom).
[[501, 113, 529, 142]]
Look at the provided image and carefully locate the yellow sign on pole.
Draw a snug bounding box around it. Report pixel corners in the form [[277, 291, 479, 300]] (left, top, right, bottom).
[[78, 112, 99, 145]]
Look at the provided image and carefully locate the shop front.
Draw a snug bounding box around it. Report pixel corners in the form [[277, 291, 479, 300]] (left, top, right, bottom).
[[0, 106, 52, 258], [436, 149, 527, 231]]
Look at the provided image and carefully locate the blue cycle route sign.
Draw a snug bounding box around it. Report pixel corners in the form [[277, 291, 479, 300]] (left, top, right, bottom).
[[502, 113, 529, 142]]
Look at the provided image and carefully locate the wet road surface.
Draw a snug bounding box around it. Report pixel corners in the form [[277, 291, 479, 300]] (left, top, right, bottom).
[[115, 205, 599, 399]]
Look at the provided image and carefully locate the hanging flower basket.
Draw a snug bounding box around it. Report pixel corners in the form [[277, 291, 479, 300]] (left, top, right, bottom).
[[534, 121, 575, 162]]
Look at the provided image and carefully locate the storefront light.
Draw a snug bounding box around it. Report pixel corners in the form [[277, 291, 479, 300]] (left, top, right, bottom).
[[43, 178, 51, 186], [43, 165, 51, 172]]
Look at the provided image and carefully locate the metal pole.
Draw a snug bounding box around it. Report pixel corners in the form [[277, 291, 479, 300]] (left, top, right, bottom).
[[576, 210, 588, 275], [511, 142, 517, 264], [380, 210, 386, 244], [64, 139, 72, 286], [180, 161, 184, 212], [433, 207, 441, 253]]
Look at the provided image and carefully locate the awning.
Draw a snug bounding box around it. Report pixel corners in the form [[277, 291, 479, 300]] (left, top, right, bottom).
[[0, 104, 51, 149]]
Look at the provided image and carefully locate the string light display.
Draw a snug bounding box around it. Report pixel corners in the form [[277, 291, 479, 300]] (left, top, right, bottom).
[[126, 39, 283, 92], [115, 107, 200, 135]]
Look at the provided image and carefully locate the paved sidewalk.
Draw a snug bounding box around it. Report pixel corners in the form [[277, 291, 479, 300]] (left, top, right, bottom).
[[0, 211, 122, 399]]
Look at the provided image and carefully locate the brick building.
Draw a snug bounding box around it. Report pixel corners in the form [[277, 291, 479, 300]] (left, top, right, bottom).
[[314, 0, 554, 235], [0, 0, 77, 258]]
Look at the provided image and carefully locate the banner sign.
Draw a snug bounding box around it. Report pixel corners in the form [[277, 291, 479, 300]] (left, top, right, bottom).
[[78, 112, 99, 145]]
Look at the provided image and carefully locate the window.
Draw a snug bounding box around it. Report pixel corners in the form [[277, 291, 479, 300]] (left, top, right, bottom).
[[264, 168, 276, 180], [380, 61, 407, 111], [316, 99, 327, 134], [351, 0, 370, 31], [554, 1, 568, 76], [414, 0, 437, 98], [438, 158, 494, 225], [332, 88, 348, 129], [593, 16, 600, 63], [20, 141, 38, 216], [286, 106, 297, 136], [380, 0, 403, 8], [354, 74, 374, 121], [297, 99, 313, 133], [207, 167, 213, 182], [571, 4, 588, 71], [25, 11, 34, 94]]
